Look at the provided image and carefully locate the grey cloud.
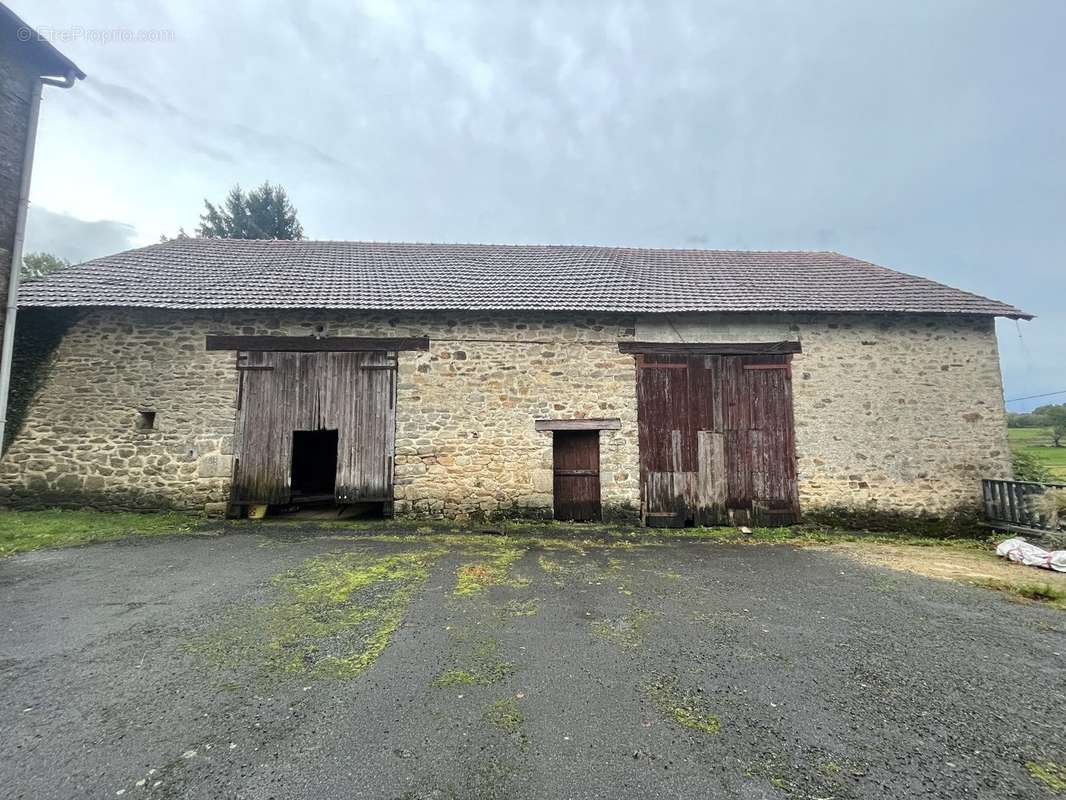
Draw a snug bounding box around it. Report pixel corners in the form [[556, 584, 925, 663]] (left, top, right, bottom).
[[226, 122, 350, 171], [186, 139, 237, 164], [82, 74, 351, 171], [25, 207, 138, 264], [83, 76, 159, 112]]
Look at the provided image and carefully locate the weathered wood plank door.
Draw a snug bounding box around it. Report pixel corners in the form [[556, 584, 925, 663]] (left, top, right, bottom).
[[635, 353, 798, 526], [232, 350, 396, 506], [553, 430, 601, 521]]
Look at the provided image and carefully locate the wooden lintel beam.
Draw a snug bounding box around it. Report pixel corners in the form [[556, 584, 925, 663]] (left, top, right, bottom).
[[206, 335, 430, 352], [534, 418, 622, 432], [618, 341, 801, 355]]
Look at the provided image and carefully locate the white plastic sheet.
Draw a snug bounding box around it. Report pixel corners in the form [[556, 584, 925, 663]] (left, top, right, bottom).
[[995, 537, 1066, 573]]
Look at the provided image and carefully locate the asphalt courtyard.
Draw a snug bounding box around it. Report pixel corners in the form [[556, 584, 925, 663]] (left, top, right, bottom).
[[1, 527, 1064, 799]]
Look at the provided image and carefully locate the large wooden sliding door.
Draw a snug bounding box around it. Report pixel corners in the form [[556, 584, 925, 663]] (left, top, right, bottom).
[[232, 350, 396, 506], [634, 351, 799, 527]]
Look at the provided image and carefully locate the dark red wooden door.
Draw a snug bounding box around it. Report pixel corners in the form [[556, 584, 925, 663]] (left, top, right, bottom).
[[635, 354, 798, 526], [553, 430, 601, 521]]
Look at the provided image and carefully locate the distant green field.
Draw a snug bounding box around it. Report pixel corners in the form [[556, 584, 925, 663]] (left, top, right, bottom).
[[1009, 427, 1066, 481]]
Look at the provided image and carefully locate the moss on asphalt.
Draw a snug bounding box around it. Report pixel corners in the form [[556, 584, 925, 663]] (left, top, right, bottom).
[[433, 637, 513, 687], [191, 546, 444, 679], [505, 598, 539, 617], [644, 676, 721, 736], [745, 753, 866, 796], [454, 545, 526, 596], [538, 555, 564, 573], [670, 704, 721, 735], [483, 698, 524, 734], [0, 509, 199, 556], [1026, 760, 1066, 793], [591, 608, 654, 648]]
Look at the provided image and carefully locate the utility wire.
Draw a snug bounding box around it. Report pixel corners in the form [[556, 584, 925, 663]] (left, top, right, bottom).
[[1006, 389, 1066, 404]]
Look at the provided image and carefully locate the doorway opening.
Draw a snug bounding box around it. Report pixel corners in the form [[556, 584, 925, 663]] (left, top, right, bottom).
[[291, 429, 338, 500]]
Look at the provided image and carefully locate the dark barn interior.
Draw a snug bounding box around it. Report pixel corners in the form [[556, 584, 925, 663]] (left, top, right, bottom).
[[290, 429, 339, 500]]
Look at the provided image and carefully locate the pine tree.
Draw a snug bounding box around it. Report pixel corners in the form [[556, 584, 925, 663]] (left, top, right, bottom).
[[196, 182, 304, 239]]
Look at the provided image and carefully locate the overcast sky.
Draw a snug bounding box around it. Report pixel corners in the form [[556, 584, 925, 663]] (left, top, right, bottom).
[[15, 0, 1065, 409]]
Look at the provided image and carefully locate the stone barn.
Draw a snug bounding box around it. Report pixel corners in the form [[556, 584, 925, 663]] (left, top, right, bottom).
[[1, 239, 1029, 525]]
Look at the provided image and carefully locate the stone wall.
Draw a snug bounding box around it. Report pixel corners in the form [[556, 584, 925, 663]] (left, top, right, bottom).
[[0, 310, 640, 517], [0, 308, 1011, 519]]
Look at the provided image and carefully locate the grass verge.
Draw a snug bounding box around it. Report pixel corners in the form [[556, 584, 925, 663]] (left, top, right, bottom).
[[966, 578, 1066, 610], [246, 516, 995, 550], [0, 509, 199, 556], [828, 540, 1066, 611]]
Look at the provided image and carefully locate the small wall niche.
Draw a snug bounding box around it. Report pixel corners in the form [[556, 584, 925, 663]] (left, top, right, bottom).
[[135, 411, 156, 431]]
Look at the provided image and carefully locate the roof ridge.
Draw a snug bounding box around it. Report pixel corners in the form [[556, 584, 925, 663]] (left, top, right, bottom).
[[176, 237, 837, 256]]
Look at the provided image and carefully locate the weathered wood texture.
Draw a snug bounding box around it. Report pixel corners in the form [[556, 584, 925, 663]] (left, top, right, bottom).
[[206, 335, 428, 352], [232, 351, 396, 505], [635, 353, 799, 526], [534, 418, 622, 431], [983, 478, 1066, 532], [553, 430, 601, 521], [619, 341, 802, 355]]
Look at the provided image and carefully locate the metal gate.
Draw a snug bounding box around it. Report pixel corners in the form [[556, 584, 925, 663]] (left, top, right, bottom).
[[634, 351, 799, 526]]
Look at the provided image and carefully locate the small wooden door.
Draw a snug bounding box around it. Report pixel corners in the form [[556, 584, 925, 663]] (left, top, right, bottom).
[[553, 430, 601, 521]]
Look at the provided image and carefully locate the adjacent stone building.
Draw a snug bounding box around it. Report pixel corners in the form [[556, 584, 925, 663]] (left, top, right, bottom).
[[0, 6, 84, 445], [1, 239, 1028, 524]]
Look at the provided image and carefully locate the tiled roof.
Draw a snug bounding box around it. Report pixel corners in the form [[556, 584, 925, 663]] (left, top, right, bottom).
[[19, 238, 1030, 318]]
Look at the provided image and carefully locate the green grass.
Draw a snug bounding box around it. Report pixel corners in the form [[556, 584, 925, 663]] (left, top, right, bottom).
[[1010, 427, 1066, 481], [0, 509, 996, 560], [641, 525, 993, 549], [0, 509, 200, 556]]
